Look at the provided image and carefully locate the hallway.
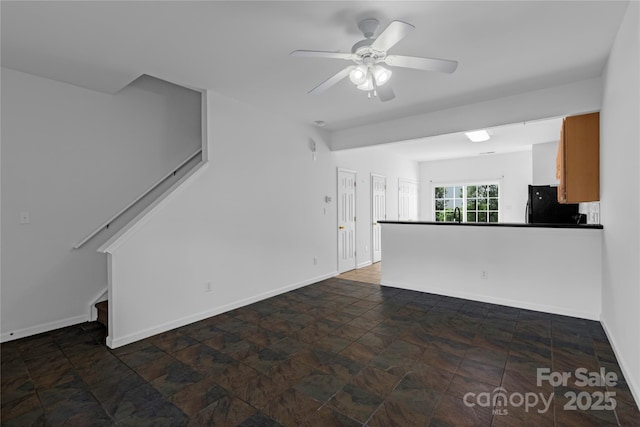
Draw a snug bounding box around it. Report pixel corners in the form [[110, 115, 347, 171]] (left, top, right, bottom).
[[337, 262, 382, 285]]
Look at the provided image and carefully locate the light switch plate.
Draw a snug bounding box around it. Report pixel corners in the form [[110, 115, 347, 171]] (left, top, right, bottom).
[[20, 211, 30, 224]]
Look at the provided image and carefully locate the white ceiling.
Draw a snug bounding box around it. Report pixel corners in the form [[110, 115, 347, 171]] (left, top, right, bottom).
[[0, 1, 628, 158]]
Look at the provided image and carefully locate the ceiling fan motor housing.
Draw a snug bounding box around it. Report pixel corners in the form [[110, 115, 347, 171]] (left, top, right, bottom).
[[351, 39, 376, 55], [358, 18, 379, 38], [352, 18, 385, 59]]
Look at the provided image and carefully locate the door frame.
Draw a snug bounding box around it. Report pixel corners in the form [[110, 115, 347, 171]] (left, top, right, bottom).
[[371, 173, 386, 264], [337, 168, 357, 273]]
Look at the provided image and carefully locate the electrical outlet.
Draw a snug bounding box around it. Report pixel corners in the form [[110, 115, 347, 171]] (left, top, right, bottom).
[[481, 270, 489, 280]]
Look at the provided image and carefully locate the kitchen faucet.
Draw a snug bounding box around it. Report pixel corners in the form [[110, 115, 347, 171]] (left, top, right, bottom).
[[453, 207, 462, 223]]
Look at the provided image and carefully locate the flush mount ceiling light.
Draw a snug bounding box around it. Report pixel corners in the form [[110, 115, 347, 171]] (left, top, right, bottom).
[[290, 18, 458, 102], [465, 130, 491, 142]]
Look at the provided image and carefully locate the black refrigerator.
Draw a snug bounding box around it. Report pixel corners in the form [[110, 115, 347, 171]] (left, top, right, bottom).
[[526, 185, 582, 224]]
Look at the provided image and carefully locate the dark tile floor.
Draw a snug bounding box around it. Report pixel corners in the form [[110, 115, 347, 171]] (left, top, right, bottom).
[[2, 277, 639, 426]]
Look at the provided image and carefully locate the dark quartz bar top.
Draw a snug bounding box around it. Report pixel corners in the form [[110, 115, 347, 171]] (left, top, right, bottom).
[[378, 221, 603, 229]]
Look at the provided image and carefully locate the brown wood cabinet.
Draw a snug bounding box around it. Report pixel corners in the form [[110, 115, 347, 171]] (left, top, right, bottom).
[[556, 112, 600, 203]]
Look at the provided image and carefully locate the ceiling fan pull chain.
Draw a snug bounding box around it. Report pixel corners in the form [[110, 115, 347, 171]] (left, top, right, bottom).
[[371, 72, 379, 98]]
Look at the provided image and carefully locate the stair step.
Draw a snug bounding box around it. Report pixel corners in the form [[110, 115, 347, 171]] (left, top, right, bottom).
[[95, 301, 108, 331]]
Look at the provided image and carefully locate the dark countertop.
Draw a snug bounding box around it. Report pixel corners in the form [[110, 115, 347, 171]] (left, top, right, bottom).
[[378, 221, 603, 229]]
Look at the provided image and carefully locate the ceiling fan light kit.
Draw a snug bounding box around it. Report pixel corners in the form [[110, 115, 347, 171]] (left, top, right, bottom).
[[349, 64, 392, 92], [290, 18, 458, 102], [373, 66, 392, 85], [349, 66, 367, 85]]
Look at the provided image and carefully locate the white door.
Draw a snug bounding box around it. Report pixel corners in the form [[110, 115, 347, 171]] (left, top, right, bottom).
[[399, 179, 419, 221], [371, 174, 386, 263], [337, 169, 357, 273]]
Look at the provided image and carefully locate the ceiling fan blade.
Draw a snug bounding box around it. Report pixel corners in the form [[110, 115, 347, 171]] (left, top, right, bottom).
[[308, 66, 355, 95], [290, 50, 356, 61], [385, 55, 458, 73], [377, 84, 395, 102], [370, 21, 414, 52]]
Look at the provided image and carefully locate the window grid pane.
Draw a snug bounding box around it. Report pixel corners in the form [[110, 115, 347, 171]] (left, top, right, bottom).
[[434, 183, 499, 224]]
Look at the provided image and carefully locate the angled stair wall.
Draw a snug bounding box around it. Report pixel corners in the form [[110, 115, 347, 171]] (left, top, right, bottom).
[[1, 69, 203, 342]]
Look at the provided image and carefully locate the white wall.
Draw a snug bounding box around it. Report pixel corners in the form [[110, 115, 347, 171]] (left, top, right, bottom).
[[1, 68, 201, 341], [419, 151, 532, 223], [381, 223, 602, 320], [332, 149, 419, 267], [330, 78, 603, 150], [101, 90, 338, 348], [600, 1, 640, 404], [532, 141, 560, 186]]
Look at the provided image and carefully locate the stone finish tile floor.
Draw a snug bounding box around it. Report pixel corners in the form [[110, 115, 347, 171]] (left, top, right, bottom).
[[2, 277, 639, 426]]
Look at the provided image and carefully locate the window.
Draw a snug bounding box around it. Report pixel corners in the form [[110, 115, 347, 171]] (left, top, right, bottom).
[[434, 183, 499, 223]]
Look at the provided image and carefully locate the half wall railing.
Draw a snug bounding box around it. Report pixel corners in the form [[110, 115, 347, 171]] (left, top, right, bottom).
[[73, 148, 202, 249]]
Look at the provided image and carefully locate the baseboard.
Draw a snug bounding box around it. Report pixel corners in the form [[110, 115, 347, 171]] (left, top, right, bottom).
[[357, 260, 373, 269], [107, 271, 338, 349], [380, 280, 600, 321], [600, 314, 640, 409], [0, 314, 89, 343]]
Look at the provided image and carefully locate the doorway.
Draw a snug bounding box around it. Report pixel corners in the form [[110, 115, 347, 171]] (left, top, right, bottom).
[[337, 262, 381, 284], [398, 178, 419, 221], [371, 174, 386, 263], [337, 168, 357, 273]]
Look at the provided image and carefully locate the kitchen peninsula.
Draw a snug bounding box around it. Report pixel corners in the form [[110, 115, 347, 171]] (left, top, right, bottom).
[[379, 221, 603, 320]]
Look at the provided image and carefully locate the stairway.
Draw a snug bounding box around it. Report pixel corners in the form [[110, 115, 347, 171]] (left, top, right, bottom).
[[95, 301, 108, 332]]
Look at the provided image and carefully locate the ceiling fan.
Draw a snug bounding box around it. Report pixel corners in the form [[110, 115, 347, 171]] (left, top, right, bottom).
[[290, 18, 458, 102]]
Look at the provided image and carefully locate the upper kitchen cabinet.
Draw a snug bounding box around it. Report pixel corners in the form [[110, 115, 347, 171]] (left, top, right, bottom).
[[556, 112, 600, 203]]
